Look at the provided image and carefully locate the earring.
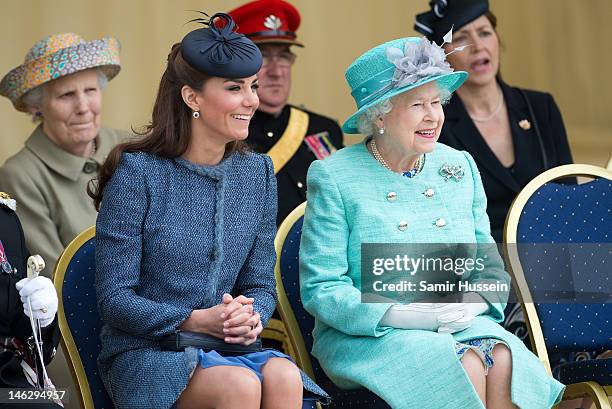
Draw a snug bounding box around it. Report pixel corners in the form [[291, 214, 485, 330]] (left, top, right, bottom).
[[192, 110, 200, 119], [378, 127, 385, 135]]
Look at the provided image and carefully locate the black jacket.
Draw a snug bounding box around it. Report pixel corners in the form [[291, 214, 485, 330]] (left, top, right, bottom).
[[248, 104, 344, 225], [440, 81, 574, 242], [0, 202, 60, 388]]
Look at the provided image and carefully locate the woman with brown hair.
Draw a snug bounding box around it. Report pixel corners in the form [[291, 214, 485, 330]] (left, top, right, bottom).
[[90, 13, 327, 409], [415, 0, 574, 244]]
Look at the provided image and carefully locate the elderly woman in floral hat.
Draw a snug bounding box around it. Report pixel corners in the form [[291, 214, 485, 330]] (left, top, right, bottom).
[[299, 35, 565, 408], [0, 33, 128, 275]]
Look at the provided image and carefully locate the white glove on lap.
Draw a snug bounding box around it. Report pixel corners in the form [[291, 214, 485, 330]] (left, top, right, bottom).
[[437, 293, 490, 334], [380, 303, 469, 332], [16, 276, 58, 327]]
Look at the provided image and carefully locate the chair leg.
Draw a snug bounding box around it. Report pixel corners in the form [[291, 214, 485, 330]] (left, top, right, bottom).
[[561, 382, 610, 409]]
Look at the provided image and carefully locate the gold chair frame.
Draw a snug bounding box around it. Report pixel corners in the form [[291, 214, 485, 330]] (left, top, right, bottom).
[[272, 202, 316, 379], [273, 202, 324, 409], [52, 225, 97, 409], [261, 318, 295, 358], [504, 164, 612, 409]]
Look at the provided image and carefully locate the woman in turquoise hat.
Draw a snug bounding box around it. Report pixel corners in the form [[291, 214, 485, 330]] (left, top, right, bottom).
[[299, 35, 564, 408]]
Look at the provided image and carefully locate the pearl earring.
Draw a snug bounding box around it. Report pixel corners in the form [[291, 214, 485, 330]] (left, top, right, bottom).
[[378, 127, 385, 135], [192, 111, 200, 119]]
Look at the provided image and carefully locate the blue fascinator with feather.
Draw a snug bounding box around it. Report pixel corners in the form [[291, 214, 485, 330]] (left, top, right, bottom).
[[181, 12, 262, 78]]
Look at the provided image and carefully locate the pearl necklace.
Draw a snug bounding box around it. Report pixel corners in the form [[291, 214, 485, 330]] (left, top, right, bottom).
[[370, 139, 425, 178], [469, 87, 504, 123]]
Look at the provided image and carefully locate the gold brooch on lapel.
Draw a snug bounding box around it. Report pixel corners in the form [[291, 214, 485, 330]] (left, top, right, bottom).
[[439, 164, 465, 182], [518, 119, 531, 130]]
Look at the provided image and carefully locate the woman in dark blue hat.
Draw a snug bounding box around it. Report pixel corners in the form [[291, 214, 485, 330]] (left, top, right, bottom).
[[415, 0, 574, 244], [89, 13, 327, 409]]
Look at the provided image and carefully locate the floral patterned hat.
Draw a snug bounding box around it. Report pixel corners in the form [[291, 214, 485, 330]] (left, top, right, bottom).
[[342, 36, 467, 134], [0, 33, 121, 112]]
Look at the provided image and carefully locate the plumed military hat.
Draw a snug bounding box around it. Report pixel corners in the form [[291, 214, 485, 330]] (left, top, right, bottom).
[[181, 13, 262, 78], [415, 0, 489, 45]]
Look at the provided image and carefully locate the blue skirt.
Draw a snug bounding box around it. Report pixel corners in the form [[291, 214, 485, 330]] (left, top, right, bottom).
[[198, 348, 325, 409], [198, 348, 291, 381]]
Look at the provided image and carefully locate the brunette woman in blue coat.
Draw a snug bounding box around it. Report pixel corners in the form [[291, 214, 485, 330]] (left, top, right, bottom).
[[89, 13, 327, 409]]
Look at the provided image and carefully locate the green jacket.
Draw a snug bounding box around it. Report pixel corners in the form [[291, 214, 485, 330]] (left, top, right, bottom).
[[0, 125, 128, 276], [299, 140, 564, 409]]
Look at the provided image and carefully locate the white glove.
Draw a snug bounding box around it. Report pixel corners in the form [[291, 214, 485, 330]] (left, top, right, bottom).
[[16, 276, 58, 327], [380, 303, 469, 332], [437, 293, 489, 334]]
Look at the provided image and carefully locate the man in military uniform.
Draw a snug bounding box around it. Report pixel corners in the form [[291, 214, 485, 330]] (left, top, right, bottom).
[[229, 0, 344, 224], [0, 192, 61, 409]]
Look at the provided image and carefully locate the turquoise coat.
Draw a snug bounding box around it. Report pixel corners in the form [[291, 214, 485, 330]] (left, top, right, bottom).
[[299, 140, 564, 409]]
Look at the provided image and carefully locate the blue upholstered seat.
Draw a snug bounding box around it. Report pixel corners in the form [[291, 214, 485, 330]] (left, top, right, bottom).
[[505, 165, 612, 405], [277, 208, 392, 408], [516, 178, 611, 352], [54, 227, 115, 409], [557, 358, 612, 386]]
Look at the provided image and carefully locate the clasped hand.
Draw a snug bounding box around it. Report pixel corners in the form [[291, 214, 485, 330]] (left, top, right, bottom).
[[180, 293, 262, 346]]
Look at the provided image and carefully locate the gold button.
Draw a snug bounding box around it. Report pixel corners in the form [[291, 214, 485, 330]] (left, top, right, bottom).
[[267, 131, 274, 138], [518, 119, 531, 130], [387, 191, 397, 201], [423, 188, 434, 198], [435, 218, 447, 227], [297, 181, 304, 188], [398, 221, 408, 231]]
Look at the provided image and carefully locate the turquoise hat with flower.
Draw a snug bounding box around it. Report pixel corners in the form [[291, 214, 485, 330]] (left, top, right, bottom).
[[342, 34, 468, 134], [0, 33, 121, 112]]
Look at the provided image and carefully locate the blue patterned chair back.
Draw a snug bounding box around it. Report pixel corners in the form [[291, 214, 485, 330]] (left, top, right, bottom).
[[54, 227, 114, 409], [509, 169, 611, 353], [277, 204, 391, 408]]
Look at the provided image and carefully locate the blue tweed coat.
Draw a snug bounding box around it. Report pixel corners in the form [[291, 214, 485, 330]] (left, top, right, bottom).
[[299, 141, 565, 409], [95, 151, 325, 409]]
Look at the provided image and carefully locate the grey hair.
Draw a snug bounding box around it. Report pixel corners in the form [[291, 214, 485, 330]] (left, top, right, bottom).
[[21, 68, 109, 122], [356, 99, 394, 136], [356, 83, 453, 135]]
